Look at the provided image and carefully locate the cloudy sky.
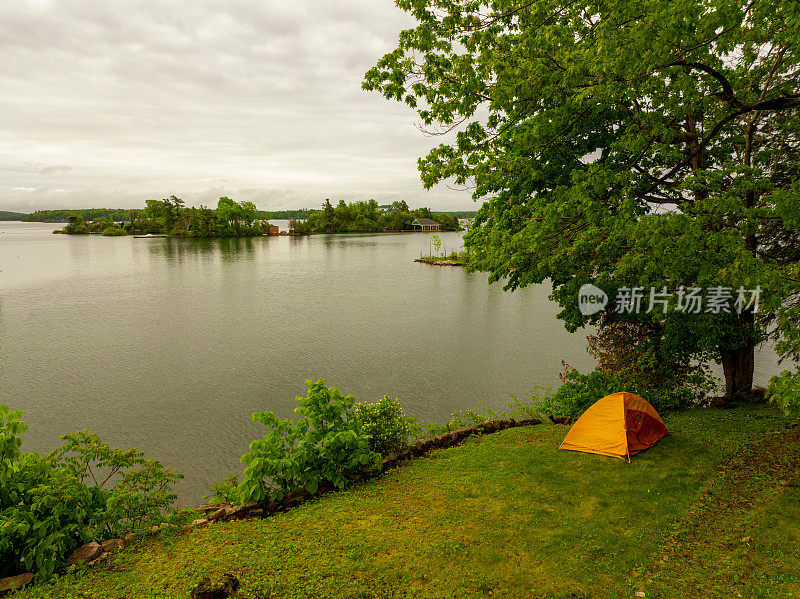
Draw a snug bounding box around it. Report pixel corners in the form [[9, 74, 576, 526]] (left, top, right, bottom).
[[0, 0, 473, 213]]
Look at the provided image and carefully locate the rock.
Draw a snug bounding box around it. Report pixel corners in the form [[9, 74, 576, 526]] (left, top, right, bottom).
[[710, 396, 734, 409], [0, 573, 34, 594], [482, 421, 499, 433], [208, 507, 227, 521], [285, 492, 306, 507], [102, 539, 124, 552], [196, 504, 226, 514], [190, 573, 240, 598], [88, 553, 110, 566], [418, 439, 434, 452], [66, 541, 102, 566]]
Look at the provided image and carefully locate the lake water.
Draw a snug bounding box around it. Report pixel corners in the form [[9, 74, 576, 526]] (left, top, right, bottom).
[[0, 221, 783, 505]]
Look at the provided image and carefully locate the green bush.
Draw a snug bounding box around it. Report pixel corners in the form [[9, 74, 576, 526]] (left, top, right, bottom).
[[101, 226, 127, 236], [536, 367, 698, 419], [0, 405, 183, 579], [238, 379, 381, 502], [49, 431, 184, 540], [204, 474, 240, 504], [354, 396, 418, 455], [768, 370, 800, 417]]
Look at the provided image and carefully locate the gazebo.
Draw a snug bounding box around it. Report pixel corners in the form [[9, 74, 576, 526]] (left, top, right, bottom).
[[411, 218, 440, 231]]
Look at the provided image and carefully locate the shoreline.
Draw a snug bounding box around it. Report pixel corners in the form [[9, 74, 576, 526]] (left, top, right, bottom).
[[414, 257, 467, 267]]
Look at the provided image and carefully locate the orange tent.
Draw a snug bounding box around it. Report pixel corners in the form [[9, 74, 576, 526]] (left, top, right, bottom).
[[559, 392, 668, 460]]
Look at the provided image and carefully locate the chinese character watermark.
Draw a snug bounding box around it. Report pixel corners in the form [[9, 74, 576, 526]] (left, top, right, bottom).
[[576, 285, 761, 315]]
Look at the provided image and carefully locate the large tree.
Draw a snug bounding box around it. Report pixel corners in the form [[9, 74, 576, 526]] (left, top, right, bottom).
[[365, 0, 800, 398]]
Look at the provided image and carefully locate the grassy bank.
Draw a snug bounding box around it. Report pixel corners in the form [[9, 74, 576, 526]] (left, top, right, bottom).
[[17, 405, 797, 599]]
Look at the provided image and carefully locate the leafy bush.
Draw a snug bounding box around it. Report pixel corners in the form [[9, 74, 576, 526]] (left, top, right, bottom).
[[238, 379, 381, 502], [536, 367, 699, 419], [586, 315, 715, 402], [0, 405, 183, 579], [101, 226, 127, 236], [767, 370, 800, 417], [204, 474, 240, 504], [48, 431, 184, 540], [354, 396, 418, 455]]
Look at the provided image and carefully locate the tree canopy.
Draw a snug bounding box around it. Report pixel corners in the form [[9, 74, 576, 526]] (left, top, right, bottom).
[[296, 199, 460, 233], [364, 0, 800, 399]]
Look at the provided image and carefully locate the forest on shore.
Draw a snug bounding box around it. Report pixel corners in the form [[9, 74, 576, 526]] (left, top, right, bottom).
[[4, 198, 469, 236], [292, 199, 460, 233], [1, 205, 475, 227], [56, 197, 269, 237]]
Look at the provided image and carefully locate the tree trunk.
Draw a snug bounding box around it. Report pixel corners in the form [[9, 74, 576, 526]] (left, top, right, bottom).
[[720, 340, 755, 400]]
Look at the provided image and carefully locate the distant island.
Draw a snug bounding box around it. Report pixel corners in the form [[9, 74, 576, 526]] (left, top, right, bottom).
[[0, 207, 319, 223], [2, 198, 473, 237], [50, 197, 275, 237], [290, 199, 461, 234]]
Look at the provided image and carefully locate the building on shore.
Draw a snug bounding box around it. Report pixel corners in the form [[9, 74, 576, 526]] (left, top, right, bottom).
[[411, 218, 440, 232]]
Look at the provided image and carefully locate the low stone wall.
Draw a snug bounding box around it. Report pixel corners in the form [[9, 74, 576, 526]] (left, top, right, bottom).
[[60, 417, 542, 573], [195, 417, 542, 522]]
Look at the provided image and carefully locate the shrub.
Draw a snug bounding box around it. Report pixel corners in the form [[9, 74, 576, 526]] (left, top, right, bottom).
[[289, 219, 311, 234], [0, 452, 97, 579], [101, 226, 127, 236], [0, 405, 183, 579], [536, 368, 622, 419], [536, 367, 699, 419], [767, 370, 800, 417], [47, 431, 184, 541], [204, 474, 240, 504], [238, 379, 381, 502], [354, 396, 418, 455], [586, 315, 715, 401], [424, 408, 486, 437]]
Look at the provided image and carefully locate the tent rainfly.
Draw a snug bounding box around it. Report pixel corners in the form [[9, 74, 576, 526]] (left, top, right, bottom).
[[559, 392, 668, 461]]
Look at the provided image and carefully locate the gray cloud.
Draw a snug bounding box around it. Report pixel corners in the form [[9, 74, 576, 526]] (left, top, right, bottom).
[[0, 0, 473, 213], [35, 164, 72, 175]]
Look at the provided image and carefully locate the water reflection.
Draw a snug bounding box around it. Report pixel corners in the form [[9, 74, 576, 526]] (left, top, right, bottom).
[[139, 236, 262, 264], [218, 237, 256, 260]]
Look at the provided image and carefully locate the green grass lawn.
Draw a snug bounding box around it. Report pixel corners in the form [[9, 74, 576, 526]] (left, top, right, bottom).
[[645, 421, 800, 599], [17, 405, 796, 599]]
